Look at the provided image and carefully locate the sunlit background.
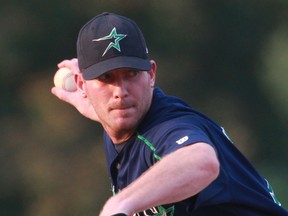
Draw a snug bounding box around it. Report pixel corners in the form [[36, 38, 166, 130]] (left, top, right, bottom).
[[1, 1, 288, 215]]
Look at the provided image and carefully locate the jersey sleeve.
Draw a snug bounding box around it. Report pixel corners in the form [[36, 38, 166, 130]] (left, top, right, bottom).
[[151, 118, 217, 158]]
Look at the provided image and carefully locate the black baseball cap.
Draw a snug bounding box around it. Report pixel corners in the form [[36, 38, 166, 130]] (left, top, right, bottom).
[[77, 12, 152, 80]]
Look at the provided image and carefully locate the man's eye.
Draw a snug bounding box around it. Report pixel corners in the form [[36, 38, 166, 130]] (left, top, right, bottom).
[[98, 73, 112, 81], [127, 70, 140, 77]]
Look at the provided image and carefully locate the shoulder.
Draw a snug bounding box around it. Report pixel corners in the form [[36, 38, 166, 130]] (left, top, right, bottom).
[[136, 116, 216, 160], [140, 89, 215, 131]]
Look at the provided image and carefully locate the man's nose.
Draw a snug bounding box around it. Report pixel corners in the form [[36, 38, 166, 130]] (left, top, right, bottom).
[[113, 78, 128, 99]]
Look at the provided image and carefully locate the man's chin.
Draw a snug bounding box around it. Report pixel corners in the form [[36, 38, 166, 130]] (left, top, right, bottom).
[[112, 118, 138, 132]]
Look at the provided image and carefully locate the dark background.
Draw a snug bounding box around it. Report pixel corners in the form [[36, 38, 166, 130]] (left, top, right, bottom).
[[1, 0, 288, 215]]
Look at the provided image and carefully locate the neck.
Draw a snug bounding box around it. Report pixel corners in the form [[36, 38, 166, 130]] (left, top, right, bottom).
[[106, 128, 135, 144]]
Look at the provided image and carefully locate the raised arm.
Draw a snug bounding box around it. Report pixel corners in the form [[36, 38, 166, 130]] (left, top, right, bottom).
[[51, 58, 99, 122], [100, 142, 220, 216]]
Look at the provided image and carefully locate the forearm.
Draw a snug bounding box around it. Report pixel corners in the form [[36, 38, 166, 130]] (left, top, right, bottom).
[[100, 142, 219, 216]]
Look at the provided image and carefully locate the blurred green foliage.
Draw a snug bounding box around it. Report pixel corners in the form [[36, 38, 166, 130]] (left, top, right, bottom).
[[1, 0, 287, 215]]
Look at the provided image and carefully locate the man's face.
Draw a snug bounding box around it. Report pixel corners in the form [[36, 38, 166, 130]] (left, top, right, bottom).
[[83, 61, 156, 142]]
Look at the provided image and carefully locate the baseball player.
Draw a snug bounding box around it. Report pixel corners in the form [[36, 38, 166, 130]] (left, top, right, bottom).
[[51, 12, 288, 216]]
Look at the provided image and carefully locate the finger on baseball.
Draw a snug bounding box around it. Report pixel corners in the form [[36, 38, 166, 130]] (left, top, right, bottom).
[[57, 58, 80, 75], [57, 58, 77, 68]]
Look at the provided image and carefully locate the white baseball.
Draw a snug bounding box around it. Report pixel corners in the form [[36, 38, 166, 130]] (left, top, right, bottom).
[[53, 67, 77, 92]]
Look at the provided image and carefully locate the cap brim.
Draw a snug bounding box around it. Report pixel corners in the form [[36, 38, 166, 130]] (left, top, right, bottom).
[[82, 56, 152, 80]]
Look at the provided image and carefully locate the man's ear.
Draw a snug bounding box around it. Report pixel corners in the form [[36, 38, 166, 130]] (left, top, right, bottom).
[[75, 73, 87, 98], [148, 60, 157, 88]]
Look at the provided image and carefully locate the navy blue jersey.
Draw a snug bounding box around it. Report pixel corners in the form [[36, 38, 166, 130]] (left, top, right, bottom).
[[104, 87, 288, 216]]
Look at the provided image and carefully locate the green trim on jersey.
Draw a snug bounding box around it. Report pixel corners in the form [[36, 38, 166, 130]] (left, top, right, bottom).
[[136, 132, 162, 161], [111, 133, 175, 215]]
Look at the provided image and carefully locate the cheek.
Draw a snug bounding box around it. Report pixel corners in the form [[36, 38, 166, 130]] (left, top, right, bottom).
[[137, 83, 153, 110], [85, 87, 107, 110], [88, 92, 105, 108], [88, 94, 109, 122]]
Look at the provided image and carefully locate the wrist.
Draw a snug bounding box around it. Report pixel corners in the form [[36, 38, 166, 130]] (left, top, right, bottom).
[[101, 194, 133, 216]]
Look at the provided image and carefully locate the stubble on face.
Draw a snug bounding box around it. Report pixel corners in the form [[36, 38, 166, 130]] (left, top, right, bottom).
[[84, 70, 154, 143]]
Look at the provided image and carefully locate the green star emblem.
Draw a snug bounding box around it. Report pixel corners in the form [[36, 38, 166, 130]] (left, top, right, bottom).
[[154, 205, 175, 216], [92, 27, 127, 56]]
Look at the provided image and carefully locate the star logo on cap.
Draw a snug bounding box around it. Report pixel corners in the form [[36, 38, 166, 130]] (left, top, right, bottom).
[[92, 27, 127, 56]]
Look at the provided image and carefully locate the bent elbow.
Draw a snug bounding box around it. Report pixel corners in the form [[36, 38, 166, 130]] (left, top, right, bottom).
[[199, 145, 220, 184], [207, 156, 220, 181]]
